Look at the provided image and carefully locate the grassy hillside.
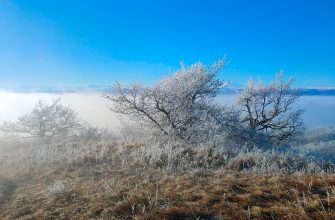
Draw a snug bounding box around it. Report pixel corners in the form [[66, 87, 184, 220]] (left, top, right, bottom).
[[0, 136, 335, 219]]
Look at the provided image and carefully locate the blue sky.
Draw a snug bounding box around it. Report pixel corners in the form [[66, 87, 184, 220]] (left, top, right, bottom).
[[0, 0, 334, 89]]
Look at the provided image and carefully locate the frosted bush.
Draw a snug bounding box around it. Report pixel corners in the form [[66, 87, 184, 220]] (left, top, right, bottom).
[[238, 74, 303, 146], [104, 59, 241, 147], [0, 99, 82, 140]]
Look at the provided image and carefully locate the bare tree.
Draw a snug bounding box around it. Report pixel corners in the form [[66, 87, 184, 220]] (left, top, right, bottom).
[[104, 60, 239, 145], [0, 99, 82, 139], [238, 74, 304, 145]]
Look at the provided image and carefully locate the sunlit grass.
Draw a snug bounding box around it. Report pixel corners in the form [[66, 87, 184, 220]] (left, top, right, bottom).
[[0, 133, 334, 219]]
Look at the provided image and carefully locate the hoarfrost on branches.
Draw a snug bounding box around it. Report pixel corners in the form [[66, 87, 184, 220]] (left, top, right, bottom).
[[238, 73, 304, 145], [105, 59, 239, 145], [0, 99, 82, 139]]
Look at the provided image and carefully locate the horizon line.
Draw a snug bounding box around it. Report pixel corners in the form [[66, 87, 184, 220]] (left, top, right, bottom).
[[1, 85, 335, 95]]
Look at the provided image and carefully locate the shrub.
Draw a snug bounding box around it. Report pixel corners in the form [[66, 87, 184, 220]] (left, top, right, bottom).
[[238, 74, 304, 146], [104, 60, 240, 146], [0, 99, 82, 140]]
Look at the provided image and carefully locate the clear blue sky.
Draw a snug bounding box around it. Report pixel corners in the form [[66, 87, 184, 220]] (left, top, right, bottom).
[[0, 0, 334, 88]]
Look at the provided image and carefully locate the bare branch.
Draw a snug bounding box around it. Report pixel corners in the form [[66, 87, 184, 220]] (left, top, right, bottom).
[[238, 74, 304, 145]]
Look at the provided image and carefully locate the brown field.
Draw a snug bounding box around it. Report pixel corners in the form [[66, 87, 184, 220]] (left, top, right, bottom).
[[0, 140, 335, 220]]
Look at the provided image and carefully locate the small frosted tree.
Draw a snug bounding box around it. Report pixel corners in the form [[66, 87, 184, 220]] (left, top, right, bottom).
[[0, 99, 82, 139], [104, 60, 239, 145], [238, 74, 304, 146]]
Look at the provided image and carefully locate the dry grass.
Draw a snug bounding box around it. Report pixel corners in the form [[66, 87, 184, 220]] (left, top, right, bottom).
[[0, 138, 335, 219]]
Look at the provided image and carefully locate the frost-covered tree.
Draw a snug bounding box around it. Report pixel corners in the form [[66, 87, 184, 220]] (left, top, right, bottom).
[[104, 60, 239, 145], [0, 99, 82, 139], [238, 74, 304, 145]]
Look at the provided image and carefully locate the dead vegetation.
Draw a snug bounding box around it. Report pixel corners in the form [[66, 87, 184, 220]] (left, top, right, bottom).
[[0, 138, 335, 219]]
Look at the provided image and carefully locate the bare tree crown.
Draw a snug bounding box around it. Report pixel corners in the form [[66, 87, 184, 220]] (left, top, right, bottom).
[[104, 59, 237, 144], [0, 99, 82, 139], [238, 74, 304, 145]]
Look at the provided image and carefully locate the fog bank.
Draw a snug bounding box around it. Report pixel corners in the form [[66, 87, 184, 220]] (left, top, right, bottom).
[[0, 91, 334, 130]]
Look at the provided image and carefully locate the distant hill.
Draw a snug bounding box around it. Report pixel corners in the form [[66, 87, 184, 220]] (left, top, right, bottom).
[[2, 86, 335, 96], [219, 88, 335, 96], [298, 88, 335, 96]]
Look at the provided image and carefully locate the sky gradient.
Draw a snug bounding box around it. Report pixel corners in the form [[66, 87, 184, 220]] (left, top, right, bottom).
[[0, 0, 334, 89]]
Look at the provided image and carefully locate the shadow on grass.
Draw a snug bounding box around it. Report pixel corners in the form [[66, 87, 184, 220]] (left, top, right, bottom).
[[0, 179, 16, 207]]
